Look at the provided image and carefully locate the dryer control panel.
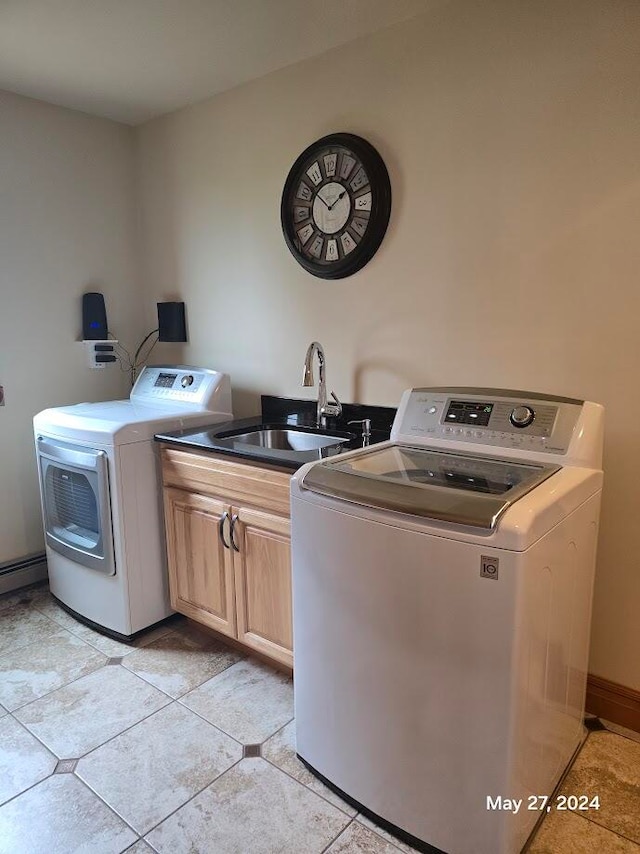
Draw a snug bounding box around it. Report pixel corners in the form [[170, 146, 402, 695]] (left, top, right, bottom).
[[393, 388, 584, 455], [131, 365, 232, 413]]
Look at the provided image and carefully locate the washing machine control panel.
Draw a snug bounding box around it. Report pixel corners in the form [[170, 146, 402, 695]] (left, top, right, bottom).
[[395, 389, 584, 455]]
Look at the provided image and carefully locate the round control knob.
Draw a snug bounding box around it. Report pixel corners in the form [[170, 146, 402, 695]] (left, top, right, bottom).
[[181, 374, 194, 388], [510, 405, 535, 428]]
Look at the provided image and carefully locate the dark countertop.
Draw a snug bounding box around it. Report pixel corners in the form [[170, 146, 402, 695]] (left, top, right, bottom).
[[155, 394, 396, 471]]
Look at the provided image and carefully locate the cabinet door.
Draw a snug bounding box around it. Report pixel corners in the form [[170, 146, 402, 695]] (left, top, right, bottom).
[[232, 506, 293, 667], [163, 487, 236, 638]]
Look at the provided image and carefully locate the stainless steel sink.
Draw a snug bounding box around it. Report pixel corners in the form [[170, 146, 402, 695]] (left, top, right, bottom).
[[220, 428, 349, 452]]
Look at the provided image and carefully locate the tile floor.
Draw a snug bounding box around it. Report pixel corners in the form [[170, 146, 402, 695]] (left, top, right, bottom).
[[0, 583, 639, 853]]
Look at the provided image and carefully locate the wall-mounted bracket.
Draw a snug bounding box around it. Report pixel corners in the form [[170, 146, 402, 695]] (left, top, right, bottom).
[[82, 340, 118, 369]]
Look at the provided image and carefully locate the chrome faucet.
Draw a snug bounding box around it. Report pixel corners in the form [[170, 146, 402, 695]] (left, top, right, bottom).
[[302, 341, 342, 428]]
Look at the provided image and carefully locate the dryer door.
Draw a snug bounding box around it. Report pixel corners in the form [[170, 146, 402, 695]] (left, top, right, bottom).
[[36, 437, 115, 575]]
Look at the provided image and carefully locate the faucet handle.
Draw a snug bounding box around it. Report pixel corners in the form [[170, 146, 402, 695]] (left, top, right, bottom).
[[328, 392, 343, 417], [321, 391, 342, 420]]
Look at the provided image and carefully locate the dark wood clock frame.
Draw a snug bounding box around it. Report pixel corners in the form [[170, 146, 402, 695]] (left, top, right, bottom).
[[280, 133, 392, 280]]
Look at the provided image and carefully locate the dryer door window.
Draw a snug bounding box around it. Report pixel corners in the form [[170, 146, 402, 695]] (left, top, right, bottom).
[[44, 465, 100, 551]]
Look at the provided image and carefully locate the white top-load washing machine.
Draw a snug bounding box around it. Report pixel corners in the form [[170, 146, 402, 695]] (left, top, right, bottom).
[[291, 387, 604, 854], [34, 365, 232, 638]]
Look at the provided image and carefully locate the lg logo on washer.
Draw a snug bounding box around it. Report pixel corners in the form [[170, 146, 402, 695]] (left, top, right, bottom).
[[480, 555, 500, 580]]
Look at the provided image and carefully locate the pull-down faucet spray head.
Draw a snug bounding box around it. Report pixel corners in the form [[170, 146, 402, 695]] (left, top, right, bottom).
[[302, 362, 314, 387], [302, 341, 324, 387]]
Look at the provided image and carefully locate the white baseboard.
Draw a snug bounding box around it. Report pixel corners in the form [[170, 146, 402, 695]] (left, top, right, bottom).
[[0, 556, 48, 595]]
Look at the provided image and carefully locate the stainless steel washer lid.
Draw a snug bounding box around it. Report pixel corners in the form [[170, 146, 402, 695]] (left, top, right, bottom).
[[300, 444, 561, 530]]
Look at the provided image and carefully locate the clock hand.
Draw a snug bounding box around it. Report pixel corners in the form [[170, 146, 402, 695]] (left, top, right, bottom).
[[328, 190, 347, 211], [315, 192, 331, 210]]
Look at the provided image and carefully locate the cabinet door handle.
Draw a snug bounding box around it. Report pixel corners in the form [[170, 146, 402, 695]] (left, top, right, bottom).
[[229, 513, 240, 552], [218, 511, 230, 549]]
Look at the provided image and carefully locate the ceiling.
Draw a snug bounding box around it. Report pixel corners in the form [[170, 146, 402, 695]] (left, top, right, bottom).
[[0, 0, 432, 125]]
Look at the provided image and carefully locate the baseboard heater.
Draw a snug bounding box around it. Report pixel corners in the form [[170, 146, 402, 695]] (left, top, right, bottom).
[[0, 552, 48, 594]]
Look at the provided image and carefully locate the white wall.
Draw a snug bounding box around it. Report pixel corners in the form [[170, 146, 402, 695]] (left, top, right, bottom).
[[135, 0, 640, 691], [0, 90, 141, 564]]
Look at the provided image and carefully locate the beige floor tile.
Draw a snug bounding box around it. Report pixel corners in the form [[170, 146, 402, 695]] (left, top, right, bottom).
[[0, 773, 137, 854], [32, 591, 175, 655], [263, 720, 357, 816], [560, 730, 640, 843], [181, 657, 293, 743], [327, 821, 405, 853], [528, 808, 640, 853], [0, 629, 106, 710], [0, 602, 59, 656], [123, 842, 155, 853], [356, 817, 421, 853], [0, 586, 45, 612], [145, 757, 350, 854], [0, 592, 25, 612], [602, 719, 640, 746], [0, 717, 57, 806], [122, 627, 242, 698], [71, 621, 174, 658], [15, 666, 170, 758], [77, 702, 242, 834], [30, 591, 87, 632]]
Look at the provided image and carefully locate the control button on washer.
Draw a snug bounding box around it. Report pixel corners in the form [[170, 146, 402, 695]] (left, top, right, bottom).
[[510, 405, 535, 428]]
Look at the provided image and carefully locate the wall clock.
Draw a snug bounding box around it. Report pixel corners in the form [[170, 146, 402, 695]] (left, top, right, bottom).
[[280, 133, 391, 279]]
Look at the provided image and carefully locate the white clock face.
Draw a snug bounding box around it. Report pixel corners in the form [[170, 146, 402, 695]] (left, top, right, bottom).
[[282, 134, 391, 279], [288, 146, 372, 267], [312, 182, 351, 234]]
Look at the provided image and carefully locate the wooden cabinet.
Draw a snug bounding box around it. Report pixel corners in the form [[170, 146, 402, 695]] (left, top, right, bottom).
[[233, 506, 292, 663], [161, 447, 293, 667], [164, 489, 237, 639]]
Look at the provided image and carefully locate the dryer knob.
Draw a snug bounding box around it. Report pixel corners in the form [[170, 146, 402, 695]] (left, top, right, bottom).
[[181, 375, 194, 388], [510, 405, 535, 428]]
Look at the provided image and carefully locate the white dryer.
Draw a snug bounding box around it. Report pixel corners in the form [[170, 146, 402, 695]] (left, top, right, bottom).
[[291, 387, 604, 854], [34, 365, 232, 638]]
